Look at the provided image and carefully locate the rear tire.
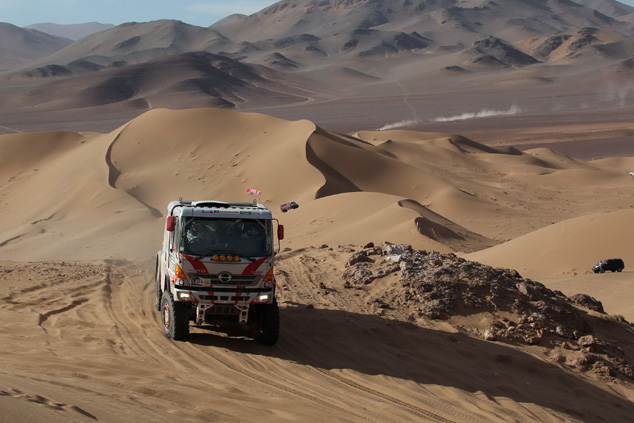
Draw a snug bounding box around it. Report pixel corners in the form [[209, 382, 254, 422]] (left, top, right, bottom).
[[250, 300, 280, 345], [161, 292, 190, 341]]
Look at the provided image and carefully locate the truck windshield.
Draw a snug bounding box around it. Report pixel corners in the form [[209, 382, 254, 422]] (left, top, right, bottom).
[[180, 217, 272, 257]]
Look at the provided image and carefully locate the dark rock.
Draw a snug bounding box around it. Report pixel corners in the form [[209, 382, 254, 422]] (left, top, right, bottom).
[[338, 245, 634, 379], [570, 294, 605, 314], [578, 335, 597, 347], [484, 329, 497, 341], [381, 242, 412, 256], [346, 251, 374, 267]]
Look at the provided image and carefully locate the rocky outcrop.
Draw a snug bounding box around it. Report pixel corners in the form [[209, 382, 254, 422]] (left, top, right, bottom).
[[342, 242, 634, 380]]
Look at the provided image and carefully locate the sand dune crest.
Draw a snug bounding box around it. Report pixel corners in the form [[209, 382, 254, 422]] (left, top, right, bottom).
[[2, 106, 634, 422]]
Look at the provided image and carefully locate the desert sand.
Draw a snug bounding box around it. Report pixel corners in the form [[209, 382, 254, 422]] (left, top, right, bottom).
[[3, 0, 634, 419], [2, 106, 634, 422]]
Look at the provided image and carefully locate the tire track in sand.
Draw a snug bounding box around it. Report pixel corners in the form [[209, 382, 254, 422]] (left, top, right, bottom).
[[274, 249, 535, 423], [105, 261, 405, 422]]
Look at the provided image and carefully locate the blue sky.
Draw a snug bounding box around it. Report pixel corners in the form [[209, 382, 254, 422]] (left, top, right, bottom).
[[0, 0, 278, 27], [1, 0, 634, 28]]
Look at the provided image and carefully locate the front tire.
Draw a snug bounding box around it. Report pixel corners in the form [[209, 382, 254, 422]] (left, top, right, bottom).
[[250, 300, 280, 345], [161, 292, 190, 341]]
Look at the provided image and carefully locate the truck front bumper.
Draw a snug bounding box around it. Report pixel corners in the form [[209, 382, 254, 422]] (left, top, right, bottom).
[[172, 287, 275, 305]]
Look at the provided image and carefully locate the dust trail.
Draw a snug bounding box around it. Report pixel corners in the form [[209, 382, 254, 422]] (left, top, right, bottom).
[[398, 81, 419, 122], [378, 120, 418, 130], [0, 125, 22, 133], [378, 82, 420, 130], [433, 104, 521, 122], [602, 81, 634, 107]]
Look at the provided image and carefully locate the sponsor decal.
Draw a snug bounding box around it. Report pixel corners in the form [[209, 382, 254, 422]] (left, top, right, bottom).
[[242, 256, 270, 275]]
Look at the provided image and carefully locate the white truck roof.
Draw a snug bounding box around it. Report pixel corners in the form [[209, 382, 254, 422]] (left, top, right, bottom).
[[167, 200, 273, 219]]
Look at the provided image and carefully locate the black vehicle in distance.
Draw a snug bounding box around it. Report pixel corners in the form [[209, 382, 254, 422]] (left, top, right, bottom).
[[592, 258, 625, 273]]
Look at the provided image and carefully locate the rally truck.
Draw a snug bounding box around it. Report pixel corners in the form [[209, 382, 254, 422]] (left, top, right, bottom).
[[155, 200, 284, 344]]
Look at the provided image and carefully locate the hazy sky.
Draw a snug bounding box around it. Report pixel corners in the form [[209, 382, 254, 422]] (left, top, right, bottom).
[[2, 0, 634, 28], [0, 0, 277, 27]]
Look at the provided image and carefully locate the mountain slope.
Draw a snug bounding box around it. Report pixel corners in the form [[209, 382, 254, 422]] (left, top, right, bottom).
[[0, 23, 72, 72], [3, 52, 312, 111], [25, 22, 115, 41], [23, 20, 228, 69], [2, 1, 634, 127], [209, 0, 634, 64]]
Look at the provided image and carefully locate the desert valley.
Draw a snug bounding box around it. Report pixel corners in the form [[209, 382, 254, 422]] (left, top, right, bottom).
[[2, 0, 634, 421]]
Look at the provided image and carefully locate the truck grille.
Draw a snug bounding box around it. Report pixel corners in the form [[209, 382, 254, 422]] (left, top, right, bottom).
[[209, 274, 259, 284], [189, 274, 260, 286]]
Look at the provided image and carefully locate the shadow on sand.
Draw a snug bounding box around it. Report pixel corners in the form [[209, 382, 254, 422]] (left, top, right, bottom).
[[186, 304, 634, 423]]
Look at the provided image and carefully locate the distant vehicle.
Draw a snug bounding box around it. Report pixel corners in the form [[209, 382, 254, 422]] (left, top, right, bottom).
[[280, 201, 299, 212], [592, 258, 624, 273]]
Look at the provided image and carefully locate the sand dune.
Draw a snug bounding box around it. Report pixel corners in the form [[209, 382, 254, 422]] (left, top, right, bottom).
[[2, 1, 634, 420], [3, 107, 634, 422], [468, 208, 634, 278], [3, 107, 633, 261]]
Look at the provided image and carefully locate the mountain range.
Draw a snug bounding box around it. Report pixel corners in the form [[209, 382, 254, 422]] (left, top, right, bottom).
[[1, 0, 634, 133], [25, 22, 114, 41]]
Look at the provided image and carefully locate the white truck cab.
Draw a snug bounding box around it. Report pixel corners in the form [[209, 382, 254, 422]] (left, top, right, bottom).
[[155, 200, 283, 344]]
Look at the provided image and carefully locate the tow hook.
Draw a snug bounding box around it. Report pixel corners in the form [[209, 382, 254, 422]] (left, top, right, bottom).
[[195, 304, 206, 326], [237, 305, 249, 325]]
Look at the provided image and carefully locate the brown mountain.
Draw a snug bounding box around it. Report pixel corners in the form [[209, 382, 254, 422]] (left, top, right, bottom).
[[4, 51, 315, 111], [8, 0, 634, 74], [0, 23, 72, 72], [25, 22, 115, 41], [19, 20, 228, 70], [208, 0, 634, 64], [1, 0, 634, 133], [574, 0, 634, 17]]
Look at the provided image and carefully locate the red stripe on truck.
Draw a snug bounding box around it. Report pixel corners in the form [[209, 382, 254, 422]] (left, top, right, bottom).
[[242, 256, 270, 275], [182, 254, 209, 274]]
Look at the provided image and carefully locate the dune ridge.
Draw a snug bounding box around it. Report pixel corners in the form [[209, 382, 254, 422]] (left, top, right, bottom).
[[3, 107, 634, 422], [2, 107, 633, 264]]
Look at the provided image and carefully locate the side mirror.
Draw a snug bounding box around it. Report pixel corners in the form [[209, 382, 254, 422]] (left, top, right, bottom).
[[277, 224, 285, 241], [166, 216, 175, 232]]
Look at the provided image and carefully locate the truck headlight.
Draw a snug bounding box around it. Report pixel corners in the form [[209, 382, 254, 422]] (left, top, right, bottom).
[[177, 291, 193, 300], [255, 293, 271, 302]]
